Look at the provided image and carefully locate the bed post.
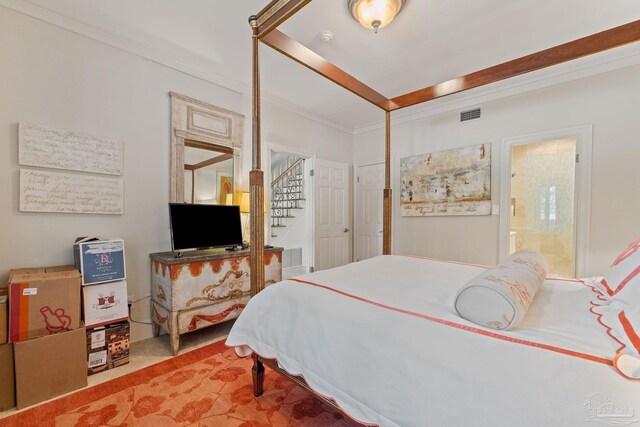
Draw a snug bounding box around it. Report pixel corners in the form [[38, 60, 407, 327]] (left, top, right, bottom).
[[383, 110, 392, 255], [252, 354, 265, 396], [249, 16, 265, 297]]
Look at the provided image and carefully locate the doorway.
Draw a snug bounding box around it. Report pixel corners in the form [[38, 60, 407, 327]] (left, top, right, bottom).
[[500, 126, 592, 278], [269, 149, 313, 279], [354, 162, 385, 261]]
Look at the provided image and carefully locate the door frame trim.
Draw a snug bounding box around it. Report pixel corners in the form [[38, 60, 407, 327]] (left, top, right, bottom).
[[354, 160, 385, 262], [499, 125, 593, 277]]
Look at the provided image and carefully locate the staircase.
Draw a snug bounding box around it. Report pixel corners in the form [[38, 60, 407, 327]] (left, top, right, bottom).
[[271, 157, 305, 238]]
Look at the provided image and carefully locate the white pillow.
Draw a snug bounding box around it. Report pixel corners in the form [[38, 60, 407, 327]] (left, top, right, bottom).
[[455, 250, 548, 330], [590, 237, 640, 375], [600, 237, 640, 296], [592, 299, 640, 370]]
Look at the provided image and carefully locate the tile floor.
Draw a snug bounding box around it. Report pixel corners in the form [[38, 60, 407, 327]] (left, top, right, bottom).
[[0, 320, 235, 420]]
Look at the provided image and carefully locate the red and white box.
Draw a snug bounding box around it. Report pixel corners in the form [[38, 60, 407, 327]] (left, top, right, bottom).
[[82, 280, 128, 329]]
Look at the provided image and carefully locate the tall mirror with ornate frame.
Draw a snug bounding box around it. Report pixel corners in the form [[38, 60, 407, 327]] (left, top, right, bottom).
[[169, 92, 243, 204]]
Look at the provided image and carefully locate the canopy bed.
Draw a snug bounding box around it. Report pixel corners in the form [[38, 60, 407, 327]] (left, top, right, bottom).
[[233, 1, 640, 424]]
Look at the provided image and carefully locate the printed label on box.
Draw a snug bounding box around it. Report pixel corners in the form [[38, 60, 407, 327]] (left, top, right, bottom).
[[82, 281, 128, 329], [22, 288, 37, 296], [91, 330, 106, 349], [80, 240, 126, 284], [88, 350, 107, 368]]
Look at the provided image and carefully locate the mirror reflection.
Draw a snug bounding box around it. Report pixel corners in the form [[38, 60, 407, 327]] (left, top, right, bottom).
[[183, 141, 234, 205]]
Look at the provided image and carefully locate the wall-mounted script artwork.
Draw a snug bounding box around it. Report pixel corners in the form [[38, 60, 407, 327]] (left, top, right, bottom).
[[20, 169, 124, 214], [19, 123, 124, 176], [400, 143, 491, 216]]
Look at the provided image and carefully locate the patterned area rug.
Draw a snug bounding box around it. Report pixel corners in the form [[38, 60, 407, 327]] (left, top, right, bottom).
[[1, 339, 360, 426]]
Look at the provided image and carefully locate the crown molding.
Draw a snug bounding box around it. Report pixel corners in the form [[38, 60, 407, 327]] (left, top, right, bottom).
[[0, 0, 253, 94], [0, 0, 355, 133], [354, 42, 640, 134], [0, 0, 356, 133], [4, 0, 640, 137]]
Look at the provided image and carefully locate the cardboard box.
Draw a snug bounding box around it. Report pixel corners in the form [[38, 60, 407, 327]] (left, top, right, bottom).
[[14, 326, 87, 409], [0, 289, 7, 344], [86, 321, 130, 376], [8, 266, 81, 342], [0, 343, 15, 411], [82, 280, 128, 328], [74, 237, 126, 285]]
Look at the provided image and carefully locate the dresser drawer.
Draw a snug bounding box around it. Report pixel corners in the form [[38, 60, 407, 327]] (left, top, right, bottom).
[[177, 296, 249, 335], [161, 256, 252, 310]]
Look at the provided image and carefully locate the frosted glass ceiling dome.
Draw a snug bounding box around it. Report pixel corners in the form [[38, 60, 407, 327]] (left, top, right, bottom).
[[348, 0, 407, 33]]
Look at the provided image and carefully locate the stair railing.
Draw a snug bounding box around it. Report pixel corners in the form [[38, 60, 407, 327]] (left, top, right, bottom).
[[271, 158, 305, 232]]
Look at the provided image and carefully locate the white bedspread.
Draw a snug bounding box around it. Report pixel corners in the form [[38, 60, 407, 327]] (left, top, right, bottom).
[[226, 255, 640, 427]]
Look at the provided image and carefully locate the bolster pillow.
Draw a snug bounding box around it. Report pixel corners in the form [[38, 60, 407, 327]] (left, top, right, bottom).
[[454, 250, 548, 330]]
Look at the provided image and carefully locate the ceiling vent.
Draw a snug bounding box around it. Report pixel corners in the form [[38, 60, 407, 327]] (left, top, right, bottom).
[[460, 107, 481, 122]]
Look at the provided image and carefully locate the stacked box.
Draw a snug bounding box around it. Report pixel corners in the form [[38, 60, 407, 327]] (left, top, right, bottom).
[[0, 343, 14, 411], [0, 290, 7, 344], [75, 237, 130, 376], [75, 237, 129, 328], [86, 321, 130, 376], [14, 326, 87, 409], [74, 237, 126, 285], [0, 289, 11, 412], [8, 266, 81, 342], [7, 266, 87, 409], [82, 280, 129, 328]]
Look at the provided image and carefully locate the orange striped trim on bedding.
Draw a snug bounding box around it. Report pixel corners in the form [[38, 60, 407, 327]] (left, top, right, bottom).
[[289, 278, 613, 366], [612, 237, 640, 266], [612, 265, 640, 294], [583, 273, 640, 363], [600, 278, 615, 296], [619, 311, 640, 354], [601, 237, 640, 295]]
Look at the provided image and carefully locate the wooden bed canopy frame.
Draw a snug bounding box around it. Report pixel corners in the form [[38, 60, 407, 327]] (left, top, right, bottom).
[[246, 0, 640, 411]]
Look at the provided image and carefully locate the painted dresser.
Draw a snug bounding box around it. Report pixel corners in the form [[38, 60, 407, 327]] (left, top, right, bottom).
[[149, 247, 283, 355]]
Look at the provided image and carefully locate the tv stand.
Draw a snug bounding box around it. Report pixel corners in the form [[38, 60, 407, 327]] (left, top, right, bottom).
[[149, 246, 283, 355]]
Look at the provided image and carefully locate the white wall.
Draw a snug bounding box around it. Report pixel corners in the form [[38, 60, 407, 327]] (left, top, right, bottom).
[[0, 7, 353, 341], [354, 64, 640, 276], [240, 99, 354, 184]]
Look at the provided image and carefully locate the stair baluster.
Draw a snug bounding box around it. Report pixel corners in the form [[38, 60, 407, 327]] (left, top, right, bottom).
[[271, 157, 305, 238]]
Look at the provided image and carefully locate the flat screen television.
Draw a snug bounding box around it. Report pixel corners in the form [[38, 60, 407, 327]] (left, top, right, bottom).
[[169, 203, 243, 251]]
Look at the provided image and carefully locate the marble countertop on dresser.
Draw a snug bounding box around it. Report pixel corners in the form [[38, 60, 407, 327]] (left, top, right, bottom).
[[149, 246, 283, 265]]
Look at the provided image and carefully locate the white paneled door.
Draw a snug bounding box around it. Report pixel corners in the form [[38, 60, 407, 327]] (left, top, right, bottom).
[[355, 163, 385, 262], [314, 159, 350, 271]]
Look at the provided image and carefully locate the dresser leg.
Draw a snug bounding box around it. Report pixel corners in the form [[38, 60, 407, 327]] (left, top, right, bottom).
[[252, 354, 264, 397], [152, 321, 161, 338], [170, 331, 180, 356]]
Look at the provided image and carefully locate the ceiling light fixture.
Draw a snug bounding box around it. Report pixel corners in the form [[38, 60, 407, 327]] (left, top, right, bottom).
[[348, 0, 406, 34]]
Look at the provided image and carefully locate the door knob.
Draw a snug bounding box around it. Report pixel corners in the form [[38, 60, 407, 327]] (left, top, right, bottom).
[[344, 228, 350, 233]]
